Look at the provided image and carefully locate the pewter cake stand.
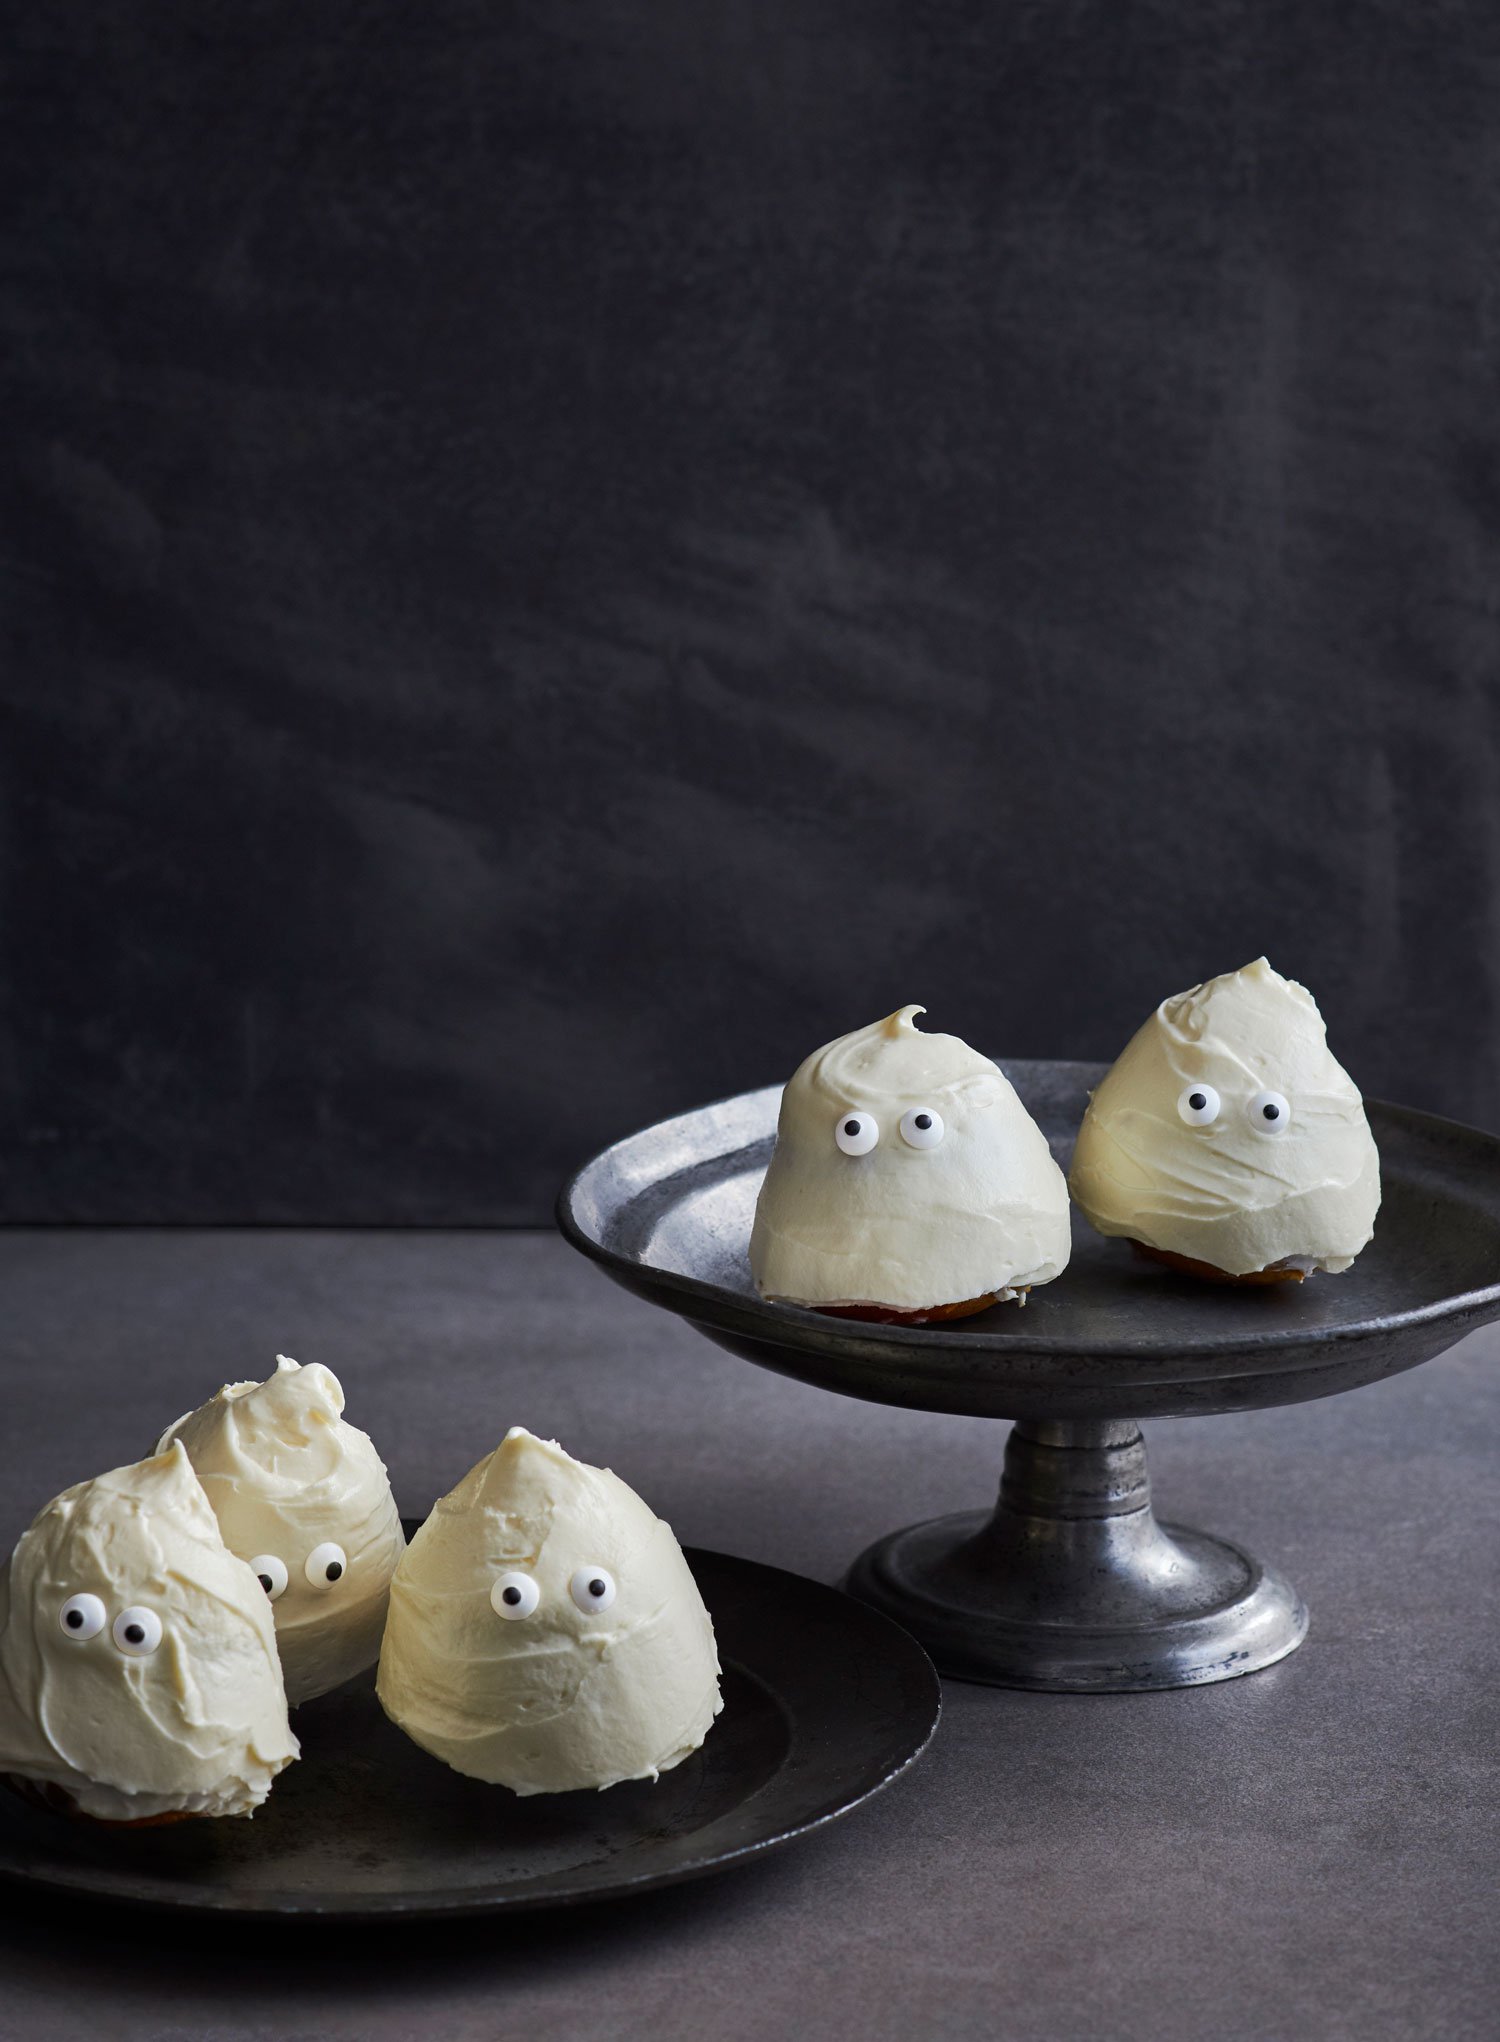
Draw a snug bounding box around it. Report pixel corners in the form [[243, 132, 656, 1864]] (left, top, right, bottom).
[[559, 1062, 1500, 1692]]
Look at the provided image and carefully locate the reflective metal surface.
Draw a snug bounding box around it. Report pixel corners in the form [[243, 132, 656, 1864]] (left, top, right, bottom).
[[845, 1420, 1306, 1690], [559, 1061, 1500, 1689]]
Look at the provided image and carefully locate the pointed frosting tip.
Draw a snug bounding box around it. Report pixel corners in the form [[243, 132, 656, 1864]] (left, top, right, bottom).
[[262, 1358, 344, 1419], [884, 1004, 926, 1038], [456, 1428, 580, 1517], [139, 1436, 193, 1487], [499, 1426, 566, 1461]]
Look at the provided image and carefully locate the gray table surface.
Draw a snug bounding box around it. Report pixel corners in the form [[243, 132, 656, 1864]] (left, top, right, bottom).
[[0, 1228, 1494, 2042]]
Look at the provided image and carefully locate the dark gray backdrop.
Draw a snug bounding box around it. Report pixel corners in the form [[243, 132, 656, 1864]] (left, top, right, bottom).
[[5, 2, 1499, 1223]]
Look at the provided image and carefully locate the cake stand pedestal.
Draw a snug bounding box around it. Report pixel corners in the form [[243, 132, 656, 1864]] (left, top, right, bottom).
[[844, 1417, 1305, 1690], [560, 1062, 1500, 1692]]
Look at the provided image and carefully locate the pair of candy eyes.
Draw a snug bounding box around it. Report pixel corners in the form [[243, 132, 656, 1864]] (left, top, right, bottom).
[[251, 1543, 348, 1602], [55, 1544, 350, 1649], [57, 1597, 163, 1655], [1177, 1085, 1291, 1132], [834, 1107, 944, 1157], [489, 1567, 617, 1621]]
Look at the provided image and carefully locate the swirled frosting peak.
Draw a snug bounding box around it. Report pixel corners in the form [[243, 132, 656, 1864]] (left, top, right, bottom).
[[378, 1428, 722, 1795], [159, 1356, 405, 1705], [0, 1442, 297, 1822], [1068, 958, 1381, 1275], [749, 1006, 1071, 1309]]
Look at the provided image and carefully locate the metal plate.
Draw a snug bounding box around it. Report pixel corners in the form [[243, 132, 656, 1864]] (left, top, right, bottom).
[[558, 1060, 1500, 1420], [0, 1546, 939, 1919]]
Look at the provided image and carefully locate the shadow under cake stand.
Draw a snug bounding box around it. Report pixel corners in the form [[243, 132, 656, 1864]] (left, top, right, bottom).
[[559, 1061, 1500, 1693]]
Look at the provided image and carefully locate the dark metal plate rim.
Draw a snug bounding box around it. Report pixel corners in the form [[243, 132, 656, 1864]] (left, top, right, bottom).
[[0, 1547, 941, 1923]]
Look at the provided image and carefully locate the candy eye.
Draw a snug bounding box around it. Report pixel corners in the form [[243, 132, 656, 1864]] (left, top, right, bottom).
[[112, 1607, 163, 1657], [490, 1572, 540, 1620], [570, 1566, 617, 1614], [1248, 1089, 1290, 1133], [834, 1111, 879, 1156], [58, 1593, 106, 1640], [899, 1106, 945, 1150], [1177, 1083, 1221, 1127], [251, 1554, 289, 1601], [304, 1542, 348, 1590]]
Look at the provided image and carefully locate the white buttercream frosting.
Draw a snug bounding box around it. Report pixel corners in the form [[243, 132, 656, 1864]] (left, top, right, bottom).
[[0, 1443, 298, 1822], [749, 1006, 1072, 1309], [158, 1357, 406, 1706], [377, 1429, 722, 1795], [1068, 958, 1381, 1276]]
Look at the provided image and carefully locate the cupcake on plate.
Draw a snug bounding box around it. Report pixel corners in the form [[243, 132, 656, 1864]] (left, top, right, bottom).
[[158, 1356, 406, 1706], [1068, 958, 1380, 1283], [0, 1442, 297, 1824], [378, 1429, 721, 1795], [749, 1005, 1071, 1321]]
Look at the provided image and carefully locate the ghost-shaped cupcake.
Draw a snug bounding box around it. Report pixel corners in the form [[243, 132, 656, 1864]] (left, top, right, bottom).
[[1069, 958, 1381, 1282], [377, 1429, 722, 1795], [158, 1356, 406, 1706], [0, 1442, 298, 1823], [749, 1005, 1071, 1320]]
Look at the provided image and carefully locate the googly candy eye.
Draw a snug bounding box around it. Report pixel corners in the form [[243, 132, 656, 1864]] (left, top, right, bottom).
[[58, 1593, 106, 1640], [1248, 1089, 1290, 1134], [490, 1572, 540, 1620], [305, 1542, 348, 1590], [570, 1566, 617, 1614], [834, 1111, 879, 1157], [251, 1554, 289, 1601], [899, 1107, 945, 1150], [1177, 1083, 1221, 1127], [112, 1607, 163, 1656]]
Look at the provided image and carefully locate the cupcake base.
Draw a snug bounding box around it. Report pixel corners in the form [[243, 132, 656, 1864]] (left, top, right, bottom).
[[3, 1773, 202, 1828], [1131, 1241, 1307, 1286], [814, 1290, 1016, 1325]]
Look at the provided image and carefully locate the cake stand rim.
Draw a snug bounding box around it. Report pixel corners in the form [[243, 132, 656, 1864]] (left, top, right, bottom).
[[556, 1064, 1500, 1381]]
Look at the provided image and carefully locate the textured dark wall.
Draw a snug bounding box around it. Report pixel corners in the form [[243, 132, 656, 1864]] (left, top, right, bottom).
[[4, 3, 1500, 1222]]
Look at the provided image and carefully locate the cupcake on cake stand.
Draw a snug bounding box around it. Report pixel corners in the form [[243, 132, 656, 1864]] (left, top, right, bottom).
[[560, 1062, 1500, 1692]]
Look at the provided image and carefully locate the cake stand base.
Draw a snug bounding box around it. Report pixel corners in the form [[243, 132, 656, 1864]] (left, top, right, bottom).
[[844, 1419, 1308, 1692]]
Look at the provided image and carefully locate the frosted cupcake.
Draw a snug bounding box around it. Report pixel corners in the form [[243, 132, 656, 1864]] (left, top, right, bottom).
[[750, 1006, 1071, 1320], [378, 1429, 722, 1795], [159, 1356, 405, 1705], [0, 1443, 297, 1824], [1069, 958, 1381, 1282]]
